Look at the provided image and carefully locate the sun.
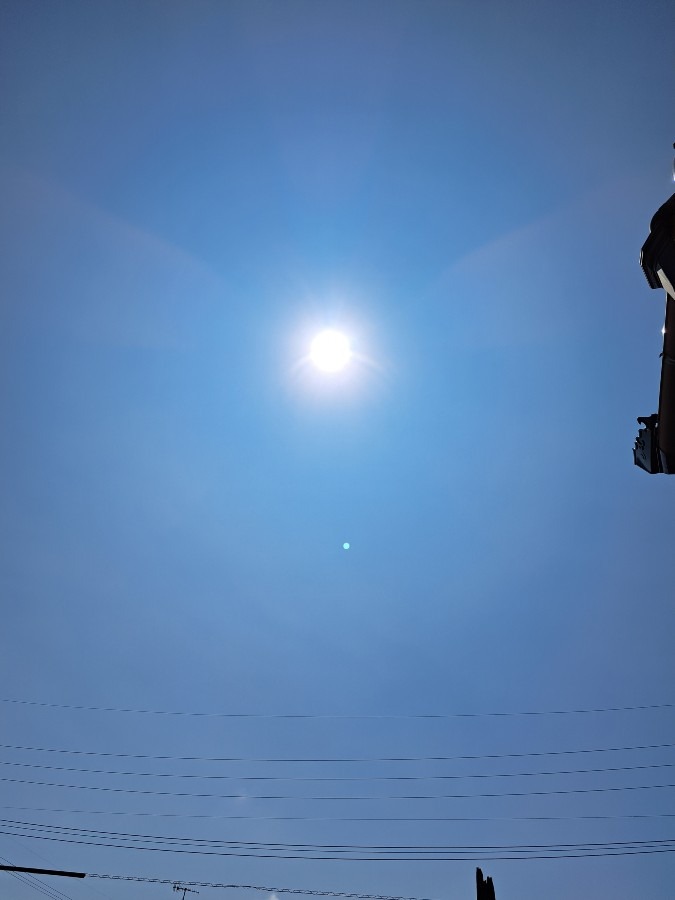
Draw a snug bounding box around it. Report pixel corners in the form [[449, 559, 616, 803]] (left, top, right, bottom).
[[310, 329, 351, 372]]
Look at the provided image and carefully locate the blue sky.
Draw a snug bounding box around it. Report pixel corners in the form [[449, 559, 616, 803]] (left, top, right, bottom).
[[1, 2, 674, 899]]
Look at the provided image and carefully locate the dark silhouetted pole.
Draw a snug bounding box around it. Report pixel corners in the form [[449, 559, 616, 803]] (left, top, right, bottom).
[[476, 867, 496, 900], [634, 153, 675, 473]]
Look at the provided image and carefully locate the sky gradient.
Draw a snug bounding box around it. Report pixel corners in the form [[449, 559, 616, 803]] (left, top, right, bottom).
[[1, 2, 674, 899]]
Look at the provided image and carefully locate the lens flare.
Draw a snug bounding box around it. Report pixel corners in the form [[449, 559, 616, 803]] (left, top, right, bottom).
[[310, 330, 351, 372]]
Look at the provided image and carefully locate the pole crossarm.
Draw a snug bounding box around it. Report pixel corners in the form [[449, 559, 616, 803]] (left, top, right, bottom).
[[0, 864, 86, 878]]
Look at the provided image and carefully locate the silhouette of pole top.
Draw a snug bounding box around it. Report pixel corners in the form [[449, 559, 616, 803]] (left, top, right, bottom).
[[633, 148, 675, 474], [476, 868, 496, 900]]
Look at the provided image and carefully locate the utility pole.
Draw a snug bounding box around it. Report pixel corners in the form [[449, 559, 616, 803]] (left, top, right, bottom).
[[173, 884, 200, 900], [633, 143, 675, 473], [476, 867, 496, 900]]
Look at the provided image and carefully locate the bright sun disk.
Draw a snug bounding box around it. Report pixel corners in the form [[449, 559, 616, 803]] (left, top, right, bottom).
[[310, 330, 351, 372]]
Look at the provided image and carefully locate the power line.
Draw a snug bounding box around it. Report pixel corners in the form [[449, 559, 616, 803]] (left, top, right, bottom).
[[0, 855, 76, 900], [2, 739, 673, 764], [0, 863, 441, 900], [90, 875, 441, 899], [2, 870, 71, 900], [2, 758, 673, 782], [23, 833, 675, 856], [5, 820, 675, 854], [5, 828, 675, 862], [2, 775, 675, 801], [87, 845, 675, 864], [2, 698, 673, 719], [4, 805, 675, 823]]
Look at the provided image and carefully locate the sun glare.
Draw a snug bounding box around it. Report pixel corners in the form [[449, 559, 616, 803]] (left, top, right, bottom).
[[310, 330, 351, 372]]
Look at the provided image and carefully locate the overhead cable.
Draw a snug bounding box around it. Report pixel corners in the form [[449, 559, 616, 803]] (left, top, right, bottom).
[[2, 775, 674, 801], [4, 819, 675, 853], [2, 740, 673, 764], [4, 827, 675, 861], [90, 874, 440, 899], [1, 758, 673, 782], [2, 698, 673, 719], [0, 855, 75, 900], [1, 870, 70, 900], [3, 805, 675, 823]]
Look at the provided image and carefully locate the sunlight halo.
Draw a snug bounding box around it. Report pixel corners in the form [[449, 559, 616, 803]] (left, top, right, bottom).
[[310, 329, 351, 372]]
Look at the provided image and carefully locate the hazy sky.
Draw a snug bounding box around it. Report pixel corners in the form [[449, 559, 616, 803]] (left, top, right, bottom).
[[1, 2, 674, 899]]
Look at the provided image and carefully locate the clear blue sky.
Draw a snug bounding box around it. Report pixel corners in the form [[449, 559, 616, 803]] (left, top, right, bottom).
[[1, 2, 674, 899]]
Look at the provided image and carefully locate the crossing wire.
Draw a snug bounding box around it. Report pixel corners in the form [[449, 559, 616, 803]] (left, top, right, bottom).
[[90, 875, 440, 899], [4, 805, 675, 823], [4, 819, 675, 853], [2, 698, 673, 719], [2, 740, 674, 764], [4, 828, 675, 862], [0, 855, 75, 900], [3, 775, 675, 801], [2, 758, 674, 782]]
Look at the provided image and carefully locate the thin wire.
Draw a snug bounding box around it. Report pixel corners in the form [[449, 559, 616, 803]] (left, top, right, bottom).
[[2, 758, 673, 782], [91, 848, 675, 861], [92, 856, 675, 900], [1, 870, 68, 900], [4, 805, 675, 823], [3, 835, 116, 900], [2, 698, 673, 719], [4, 820, 675, 853], [90, 874, 440, 900], [2, 740, 674, 763], [5, 829, 675, 862], [2, 775, 675, 800], [0, 854, 75, 900], [9, 837, 675, 862]]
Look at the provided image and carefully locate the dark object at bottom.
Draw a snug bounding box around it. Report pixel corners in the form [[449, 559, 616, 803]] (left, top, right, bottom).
[[634, 414, 661, 473], [635, 192, 675, 473], [641, 193, 675, 292], [476, 868, 496, 900]]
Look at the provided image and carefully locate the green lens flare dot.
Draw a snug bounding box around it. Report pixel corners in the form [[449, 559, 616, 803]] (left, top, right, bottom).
[[342, 542, 350, 550]]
